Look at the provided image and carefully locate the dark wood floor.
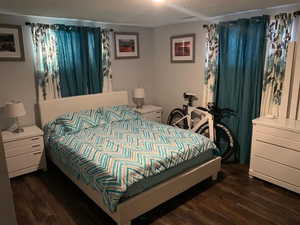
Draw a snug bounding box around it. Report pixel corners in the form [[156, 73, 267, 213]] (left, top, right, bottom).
[[11, 163, 300, 225]]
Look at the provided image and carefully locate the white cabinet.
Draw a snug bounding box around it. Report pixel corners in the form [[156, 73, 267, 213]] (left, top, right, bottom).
[[1, 126, 46, 178], [132, 105, 163, 123], [249, 118, 300, 193]]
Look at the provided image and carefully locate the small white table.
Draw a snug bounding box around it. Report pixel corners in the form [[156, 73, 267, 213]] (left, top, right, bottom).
[[1, 126, 47, 178], [132, 105, 163, 123]]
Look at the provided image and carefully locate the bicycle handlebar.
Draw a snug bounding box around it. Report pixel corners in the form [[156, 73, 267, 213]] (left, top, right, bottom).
[[196, 106, 208, 112], [198, 104, 236, 118]]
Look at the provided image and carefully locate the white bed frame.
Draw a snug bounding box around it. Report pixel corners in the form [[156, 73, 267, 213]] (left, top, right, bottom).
[[39, 91, 221, 225]]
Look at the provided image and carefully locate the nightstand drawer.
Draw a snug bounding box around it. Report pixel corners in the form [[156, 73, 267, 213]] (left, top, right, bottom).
[[4, 136, 43, 157], [143, 111, 161, 122], [5, 143, 44, 158], [9, 165, 40, 178], [6, 151, 43, 174]]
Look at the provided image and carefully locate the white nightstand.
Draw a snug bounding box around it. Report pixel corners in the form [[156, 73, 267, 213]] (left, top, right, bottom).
[[133, 105, 163, 123], [1, 126, 47, 178]]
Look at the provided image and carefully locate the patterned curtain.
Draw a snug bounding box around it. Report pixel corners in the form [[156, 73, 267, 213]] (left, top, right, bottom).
[[261, 13, 293, 117], [102, 30, 113, 92], [30, 24, 61, 101], [203, 24, 219, 106]]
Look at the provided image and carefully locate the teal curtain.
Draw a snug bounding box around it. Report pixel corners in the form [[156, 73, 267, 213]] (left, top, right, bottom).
[[216, 16, 269, 163], [55, 25, 103, 97]]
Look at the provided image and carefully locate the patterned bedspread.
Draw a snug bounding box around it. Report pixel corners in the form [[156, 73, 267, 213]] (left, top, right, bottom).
[[46, 119, 218, 212]]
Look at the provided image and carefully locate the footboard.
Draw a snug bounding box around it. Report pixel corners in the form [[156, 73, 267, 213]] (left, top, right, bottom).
[[117, 156, 221, 224], [49, 153, 221, 225]]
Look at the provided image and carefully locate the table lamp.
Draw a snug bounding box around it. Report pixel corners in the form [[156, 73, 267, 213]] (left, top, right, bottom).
[[133, 88, 145, 109], [6, 101, 26, 133]]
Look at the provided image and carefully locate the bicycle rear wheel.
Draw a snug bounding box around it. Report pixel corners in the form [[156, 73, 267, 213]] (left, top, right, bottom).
[[167, 108, 188, 129], [196, 122, 235, 161]]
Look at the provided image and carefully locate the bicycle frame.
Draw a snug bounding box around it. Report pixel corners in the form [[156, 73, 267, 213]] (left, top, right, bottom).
[[172, 106, 215, 141]]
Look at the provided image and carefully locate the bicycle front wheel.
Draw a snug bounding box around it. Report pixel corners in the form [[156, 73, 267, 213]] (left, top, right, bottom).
[[167, 108, 188, 129], [196, 122, 235, 161]]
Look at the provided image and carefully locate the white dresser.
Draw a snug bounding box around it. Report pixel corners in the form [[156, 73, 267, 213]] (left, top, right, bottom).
[[1, 126, 47, 178], [133, 105, 163, 123], [249, 117, 300, 193]]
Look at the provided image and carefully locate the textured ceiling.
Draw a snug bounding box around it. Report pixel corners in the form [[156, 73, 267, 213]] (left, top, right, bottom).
[[0, 0, 299, 27]]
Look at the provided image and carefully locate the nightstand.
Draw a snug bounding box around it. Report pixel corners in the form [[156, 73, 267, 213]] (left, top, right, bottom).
[[1, 126, 47, 178], [133, 105, 163, 123]]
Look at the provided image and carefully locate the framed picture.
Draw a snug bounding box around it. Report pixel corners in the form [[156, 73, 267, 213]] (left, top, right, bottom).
[[170, 34, 195, 63], [0, 24, 25, 61], [114, 32, 139, 59]]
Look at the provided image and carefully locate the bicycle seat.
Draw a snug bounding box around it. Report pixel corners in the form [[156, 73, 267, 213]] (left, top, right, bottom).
[[183, 92, 198, 106], [184, 92, 197, 99]]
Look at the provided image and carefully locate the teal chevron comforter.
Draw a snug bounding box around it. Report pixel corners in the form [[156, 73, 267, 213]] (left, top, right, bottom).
[[46, 118, 218, 212]]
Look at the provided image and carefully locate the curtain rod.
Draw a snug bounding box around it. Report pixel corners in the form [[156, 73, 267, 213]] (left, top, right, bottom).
[[203, 24, 217, 28], [203, 11, 300, 28], [25, 22, 114, 32]]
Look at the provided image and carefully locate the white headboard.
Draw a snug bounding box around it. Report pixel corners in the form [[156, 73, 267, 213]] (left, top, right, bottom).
[[38, 91, 129, 127]]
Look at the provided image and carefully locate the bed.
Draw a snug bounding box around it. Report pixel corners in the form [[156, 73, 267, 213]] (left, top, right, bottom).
[[39, 91, 221, 225]]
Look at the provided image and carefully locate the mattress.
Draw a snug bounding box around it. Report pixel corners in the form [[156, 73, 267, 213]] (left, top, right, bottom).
[[45, 118, 218, 212], [121, 150, 214, 201]]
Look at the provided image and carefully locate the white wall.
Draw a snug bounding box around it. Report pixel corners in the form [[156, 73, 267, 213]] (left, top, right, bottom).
[[110, 26, 154, 106], [0, 14, 37, 130], [152, 21, 206, 122], [0, 14, 154, 130]]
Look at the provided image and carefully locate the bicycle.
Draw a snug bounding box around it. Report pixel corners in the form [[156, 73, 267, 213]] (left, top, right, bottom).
[[167, 92, 236, 162]]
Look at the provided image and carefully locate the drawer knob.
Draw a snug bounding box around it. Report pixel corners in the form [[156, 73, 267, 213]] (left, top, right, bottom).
[[32, 137, 40, 141]]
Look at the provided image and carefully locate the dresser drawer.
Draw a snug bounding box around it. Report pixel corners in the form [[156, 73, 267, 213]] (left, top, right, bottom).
[[254, 140, 300, 170], [254, 125, 300, 144], [143, 111, 161, 122], [4, 136, 44, 157], [252, 156, 300, 187], [6, 151, 43, 173], [254, 131, 300, 152]]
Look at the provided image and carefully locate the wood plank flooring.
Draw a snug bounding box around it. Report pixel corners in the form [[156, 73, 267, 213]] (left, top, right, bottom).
[[11, 163, 300, 225]]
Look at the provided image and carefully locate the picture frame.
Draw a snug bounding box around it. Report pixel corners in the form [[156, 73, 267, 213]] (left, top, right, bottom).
[[0, 24, 25, 61], [170, 34, 195, 63], [114, 32, 139, 59]]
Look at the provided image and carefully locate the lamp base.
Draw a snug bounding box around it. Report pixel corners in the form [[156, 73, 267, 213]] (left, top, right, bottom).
[[134, 98, 144, 109], [13, 117, 24, 133], [14, 127, 24, 133]]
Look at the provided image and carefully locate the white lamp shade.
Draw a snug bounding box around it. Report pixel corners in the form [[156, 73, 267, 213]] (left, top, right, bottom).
[[134, 88, 145, 98], [6, 102, 26, 118]]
